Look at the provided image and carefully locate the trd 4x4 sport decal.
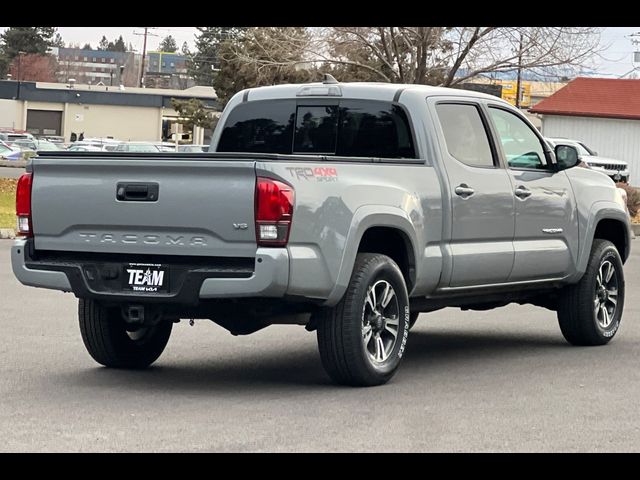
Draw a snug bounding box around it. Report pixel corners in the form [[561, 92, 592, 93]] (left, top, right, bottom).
[[285, 167, 338, 182]]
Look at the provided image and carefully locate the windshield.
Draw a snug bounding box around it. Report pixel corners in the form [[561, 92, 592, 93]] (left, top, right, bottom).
[[576, 142, 596, 156]]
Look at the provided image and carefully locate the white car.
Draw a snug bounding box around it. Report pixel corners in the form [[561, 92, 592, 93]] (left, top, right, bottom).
[[546, 138, 630, 183]]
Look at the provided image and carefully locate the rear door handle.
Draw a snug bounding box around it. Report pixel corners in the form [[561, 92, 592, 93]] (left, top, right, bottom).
[[514, 186, 532, 199], [454, 184, 475, 197]]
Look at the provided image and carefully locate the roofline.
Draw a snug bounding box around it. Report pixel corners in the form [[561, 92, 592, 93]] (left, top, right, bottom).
[[529, 109, 640, 121]]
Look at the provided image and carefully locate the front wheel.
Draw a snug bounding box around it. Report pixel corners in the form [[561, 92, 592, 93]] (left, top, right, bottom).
[[78, 299, 172, 368], [316, 253, 410, 386], [557, 239, 625, 346]]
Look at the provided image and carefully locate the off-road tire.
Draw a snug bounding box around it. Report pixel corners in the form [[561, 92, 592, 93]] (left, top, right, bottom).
[[316, 253, 410, 386], [79, 298, 172, 368], [557, 239, 625, 346]]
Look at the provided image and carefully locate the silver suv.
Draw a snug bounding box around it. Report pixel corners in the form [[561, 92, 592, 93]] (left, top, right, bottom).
[[546, 137, 630, 183]]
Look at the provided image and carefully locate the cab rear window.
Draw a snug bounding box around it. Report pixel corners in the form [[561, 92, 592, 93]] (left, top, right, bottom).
[[217, 99, 416, 159]]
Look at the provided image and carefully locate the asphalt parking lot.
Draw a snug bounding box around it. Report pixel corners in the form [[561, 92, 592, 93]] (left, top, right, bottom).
[[1, 239, 639, 452]]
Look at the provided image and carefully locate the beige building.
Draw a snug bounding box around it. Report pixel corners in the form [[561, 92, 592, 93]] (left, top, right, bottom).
[[0, 81, 220, 144]]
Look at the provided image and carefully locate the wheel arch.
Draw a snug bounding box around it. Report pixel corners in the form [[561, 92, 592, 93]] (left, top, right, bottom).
[[571, 202, 631, 283], [323, 206, 420, 306]]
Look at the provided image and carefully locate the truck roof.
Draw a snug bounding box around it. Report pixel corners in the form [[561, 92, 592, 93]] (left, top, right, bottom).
[[242, 81, 509, 105]]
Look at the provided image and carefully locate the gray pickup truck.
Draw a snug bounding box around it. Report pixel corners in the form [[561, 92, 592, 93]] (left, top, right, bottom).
[[11, 78, 631, 386]]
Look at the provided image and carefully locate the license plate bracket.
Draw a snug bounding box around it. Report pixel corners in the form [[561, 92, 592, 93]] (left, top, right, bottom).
[[122, 263, 169, 293]]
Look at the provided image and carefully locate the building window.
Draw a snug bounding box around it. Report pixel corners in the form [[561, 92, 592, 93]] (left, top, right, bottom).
[[162, 62, 166, 68], [92, 57, 96, 62], [110, 58, 114, 63], [102, 58, 106, 63], [170, 62, 175, 68], [83, 56, 88, 61]]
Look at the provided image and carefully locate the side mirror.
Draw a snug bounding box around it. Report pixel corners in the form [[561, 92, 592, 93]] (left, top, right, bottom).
[[555, 144, 580, 171]]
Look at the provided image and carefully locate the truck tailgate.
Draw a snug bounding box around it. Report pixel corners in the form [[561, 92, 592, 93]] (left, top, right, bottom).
[[31, 157, 257, 258]]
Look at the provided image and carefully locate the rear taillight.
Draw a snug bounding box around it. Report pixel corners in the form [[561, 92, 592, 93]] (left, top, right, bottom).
[[255, 177, 294, 247], [16, 173, 33, 237]]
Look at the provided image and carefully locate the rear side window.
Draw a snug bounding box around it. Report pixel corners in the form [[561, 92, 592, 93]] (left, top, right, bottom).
[[217, 99, 416, 159], [436, 103, 495, 168], [337, 101, 415, 158], [218, 100, 296, 154]]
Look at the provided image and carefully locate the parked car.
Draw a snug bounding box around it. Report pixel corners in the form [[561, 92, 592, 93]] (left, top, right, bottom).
[[8, 138, 37, 152], [12, 80, 631, 387], [114, 142, 162, 153], [66, 144, 105, 152], [177, 144, 210, 153], [0, 131, 35, 144], [35, 140, 63, 152], [156, 142, 176, 152], [0, 140, 22, 161], [546, 137, 630, 183], [38, 135, 65, 145]]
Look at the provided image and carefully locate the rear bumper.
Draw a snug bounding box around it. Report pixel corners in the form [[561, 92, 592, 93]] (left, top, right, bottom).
[[11, 238, 289, 303]]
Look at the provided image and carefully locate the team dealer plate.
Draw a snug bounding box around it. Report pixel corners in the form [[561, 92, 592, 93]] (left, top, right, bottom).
[[123, 263, 169, 293]]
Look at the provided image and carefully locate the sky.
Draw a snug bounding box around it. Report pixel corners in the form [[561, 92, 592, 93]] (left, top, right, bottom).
[[2, 26, 640, 78]]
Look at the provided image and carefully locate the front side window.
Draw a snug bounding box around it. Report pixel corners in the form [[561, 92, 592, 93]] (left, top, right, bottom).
[[488, 107, 547, 170], [436, 103, 494, 168]]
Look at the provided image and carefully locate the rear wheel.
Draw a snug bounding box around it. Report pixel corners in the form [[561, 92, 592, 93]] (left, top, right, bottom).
[[316, 253, 410, 386], [78, 299, 172, 368], [409, 312, 419, 330], [557, 239, 624, 346]]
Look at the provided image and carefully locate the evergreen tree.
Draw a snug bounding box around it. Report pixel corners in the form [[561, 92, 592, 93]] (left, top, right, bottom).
[[98, 36, 109, 51], [181, 41, 190, 55], [188, 27, 245, 86], [0, 27, 57, 76], [52, 32, 65, 48], [0, 27, 56, 58], [111, 35, 126, 52], [159, 35, 178, 53], [82, 43, 92, 50]]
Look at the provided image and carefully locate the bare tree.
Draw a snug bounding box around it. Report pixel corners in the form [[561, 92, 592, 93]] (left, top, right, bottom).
[[223, 27, 603, 87], [214, 27, 316, 104], [10, 53, 58, 82]]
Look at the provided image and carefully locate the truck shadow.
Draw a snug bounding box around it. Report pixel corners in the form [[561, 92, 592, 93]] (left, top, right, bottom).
[[56, 329, 567, 392]]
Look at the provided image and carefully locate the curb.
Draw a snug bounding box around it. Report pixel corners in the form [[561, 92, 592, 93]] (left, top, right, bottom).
[[0, 160, 27, 168], [0, 229, 15, 240], [631, 223, 640, 239]]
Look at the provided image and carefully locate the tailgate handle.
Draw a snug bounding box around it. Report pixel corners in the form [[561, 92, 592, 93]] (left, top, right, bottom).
[[116, 182, 159, 202]]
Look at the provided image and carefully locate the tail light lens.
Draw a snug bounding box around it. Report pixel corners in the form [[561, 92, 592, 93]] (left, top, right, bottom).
[[16, 173, 33, 237], [255, 177, 294, 247]]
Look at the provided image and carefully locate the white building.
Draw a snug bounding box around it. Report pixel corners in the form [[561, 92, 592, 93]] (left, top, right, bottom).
[[530, 77, 640, 185]]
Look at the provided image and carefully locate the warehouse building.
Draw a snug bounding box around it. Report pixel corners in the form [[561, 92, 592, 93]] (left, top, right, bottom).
[[0, 80, 220, 144], [530, 77, 640, 184]]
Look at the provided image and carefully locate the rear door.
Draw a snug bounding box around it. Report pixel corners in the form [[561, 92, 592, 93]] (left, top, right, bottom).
[[31, 157, 257, 258], [432, 100, 515, 287], [486, 105, 579, 281]]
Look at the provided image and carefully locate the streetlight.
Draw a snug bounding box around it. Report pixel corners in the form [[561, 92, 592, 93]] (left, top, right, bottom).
[[17, 51, 26, 82]]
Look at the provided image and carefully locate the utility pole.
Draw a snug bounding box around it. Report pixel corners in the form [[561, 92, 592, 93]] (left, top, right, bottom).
[[515, 32, 523, 109], [134, 27, 158, 88], [140, 27, 148, 87]]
